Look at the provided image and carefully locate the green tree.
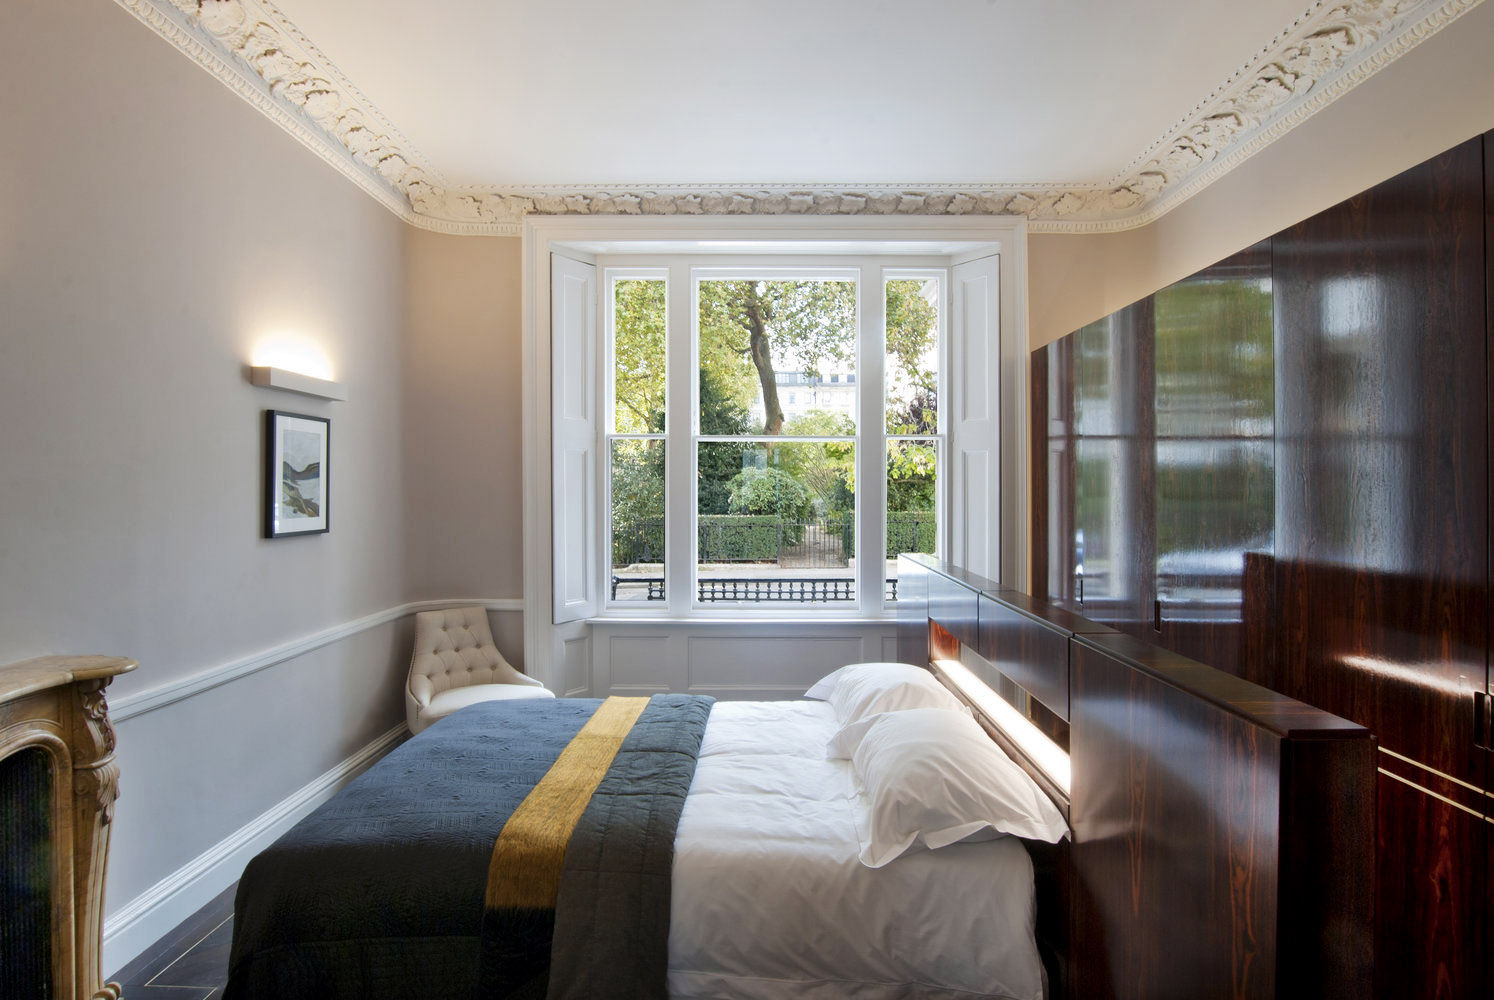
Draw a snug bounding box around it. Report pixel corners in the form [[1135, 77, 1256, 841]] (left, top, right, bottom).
[[697, 365, 752, 514], [613, 278, 666, 433], [885, 279, 940, 434], [887, 439, 936, 512], [610, 440, 664, 565], [698, 279, 856, 434], [779, 411, 855, 513]]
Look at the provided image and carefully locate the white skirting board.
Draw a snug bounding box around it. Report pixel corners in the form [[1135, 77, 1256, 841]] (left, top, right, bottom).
[[101, 722, 409, 978]]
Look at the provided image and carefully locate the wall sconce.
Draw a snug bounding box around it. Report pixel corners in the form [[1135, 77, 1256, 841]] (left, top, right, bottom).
[[248, 366, 347, 402]]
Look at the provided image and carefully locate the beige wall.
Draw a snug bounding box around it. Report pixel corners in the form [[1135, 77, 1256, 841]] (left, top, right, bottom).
[[1028, 0, 1494, 349], [1, 0, 409, 927], [401, 231, 526, 603], [6, 0, 1492, 972]]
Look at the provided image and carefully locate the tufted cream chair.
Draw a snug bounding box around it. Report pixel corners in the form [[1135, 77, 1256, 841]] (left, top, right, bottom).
[[405, 606, 553, 734]]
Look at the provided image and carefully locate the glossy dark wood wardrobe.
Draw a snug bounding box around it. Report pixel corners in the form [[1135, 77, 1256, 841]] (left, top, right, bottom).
[[1031, 131, 1494, 1000]]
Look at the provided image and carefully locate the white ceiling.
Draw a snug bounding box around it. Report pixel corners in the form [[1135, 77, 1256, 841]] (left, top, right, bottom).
[[271, 0, 1308, 190]]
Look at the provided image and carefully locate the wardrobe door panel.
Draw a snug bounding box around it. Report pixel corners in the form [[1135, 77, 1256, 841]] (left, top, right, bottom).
[[1274, 135, 1486, 782], [1273, 134, 1487, 1000], [1373, 764, 1487, 1000], [1152, 240, 1274, 679], [1034, 338, 1080, 611], [1072, 300, 1155, 637]]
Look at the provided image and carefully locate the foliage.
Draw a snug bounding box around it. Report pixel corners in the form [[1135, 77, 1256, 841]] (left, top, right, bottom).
[[887, 511, 937, 557], [609, 440, 665, 564], [726, 466, 814, 545], [885, 278, 940, 434], [781, 409, 855, 437], [696, 365, 752, 514], [887, 439, 937, 512], [612, 279, 667, 433], [727, 467, 815, 526], [778, 412, 856, 513], [698, 515, 787, 562], [887, 387, 938, 437], [837, 510, 935, 560], [611, 274, 945, 561], [612, 516, 664, 566], [699, 362, 753, 435], [699, 279, 857, 434], [613, 515, 789, 565]]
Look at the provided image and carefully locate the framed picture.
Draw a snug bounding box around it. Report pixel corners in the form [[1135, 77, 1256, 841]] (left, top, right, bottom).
[[265, 410, 330, 538]]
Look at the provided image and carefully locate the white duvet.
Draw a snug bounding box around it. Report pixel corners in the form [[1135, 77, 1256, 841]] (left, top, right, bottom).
[[667, 700, 1045, 1000]]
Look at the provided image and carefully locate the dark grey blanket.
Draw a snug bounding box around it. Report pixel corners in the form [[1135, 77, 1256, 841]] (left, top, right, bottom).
[[549, 694, 714, 1000], [223, 695, 713, 1000]]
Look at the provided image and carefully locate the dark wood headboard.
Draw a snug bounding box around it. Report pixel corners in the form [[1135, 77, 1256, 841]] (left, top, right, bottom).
[[897, 554, 1375, 1000]]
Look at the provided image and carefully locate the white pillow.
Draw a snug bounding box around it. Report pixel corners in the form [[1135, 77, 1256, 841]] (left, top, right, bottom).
[[803, 663, 857, 701], [849, 707, 1069, 868], [804, 661, 922, 701], [810, 662, 969, 725]]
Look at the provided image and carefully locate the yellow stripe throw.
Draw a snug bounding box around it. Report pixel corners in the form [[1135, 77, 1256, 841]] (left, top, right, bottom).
[[484, 696, 650, 911]]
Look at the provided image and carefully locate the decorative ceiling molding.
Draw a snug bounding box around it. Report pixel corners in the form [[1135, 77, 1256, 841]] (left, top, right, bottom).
[[116, 0, 1483, 236]]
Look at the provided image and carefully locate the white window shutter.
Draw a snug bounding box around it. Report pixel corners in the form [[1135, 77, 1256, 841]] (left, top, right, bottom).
[[950, 255, 1002, 581], [552, 254, 599, 624]]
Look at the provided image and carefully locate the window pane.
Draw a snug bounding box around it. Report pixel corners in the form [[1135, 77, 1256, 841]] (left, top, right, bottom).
[[696, 441, 855, 604], [612, 278, 666, 434], [885, 438, 938, 600], [885, 277, 940, 434], [610, 439, 665, 602], [698, 279, 857, 436]]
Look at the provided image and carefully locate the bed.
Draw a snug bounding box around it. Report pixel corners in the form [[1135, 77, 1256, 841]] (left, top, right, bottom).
[[226, 692, 1049, 1000], [226, 554, 1376, 1000]]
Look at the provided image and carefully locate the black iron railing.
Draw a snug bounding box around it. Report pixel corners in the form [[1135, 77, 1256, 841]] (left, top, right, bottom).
[[610, 576, 900, 602]]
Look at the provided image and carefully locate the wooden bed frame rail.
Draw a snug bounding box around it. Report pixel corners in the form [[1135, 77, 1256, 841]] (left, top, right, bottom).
[[896, 555, 1375, 1000]]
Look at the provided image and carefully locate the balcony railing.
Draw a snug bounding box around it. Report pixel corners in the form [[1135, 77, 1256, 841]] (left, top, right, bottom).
[[610, 576, 900, 603]]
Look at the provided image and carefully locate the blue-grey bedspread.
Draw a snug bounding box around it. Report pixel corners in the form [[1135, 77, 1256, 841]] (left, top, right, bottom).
[[222, 694, 713, 1000]]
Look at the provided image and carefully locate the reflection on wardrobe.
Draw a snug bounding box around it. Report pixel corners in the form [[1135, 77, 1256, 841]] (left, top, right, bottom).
[[1036, 241, 1274, 678], [1031, 131, 1493, 1000]]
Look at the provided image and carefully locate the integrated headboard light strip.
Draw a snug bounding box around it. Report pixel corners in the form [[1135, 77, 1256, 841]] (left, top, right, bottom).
[[933, 658, 1072, 795]]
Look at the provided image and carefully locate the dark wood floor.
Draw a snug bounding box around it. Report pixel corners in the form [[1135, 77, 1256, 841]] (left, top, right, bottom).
[[108, 882, 237, 998]]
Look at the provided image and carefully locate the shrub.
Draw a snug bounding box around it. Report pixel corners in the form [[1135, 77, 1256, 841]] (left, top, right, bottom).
[[698, 515, 784, 562], [727, 467, 813, 544], [613, 514, 794, 565], [887, 511, 936, 557], [830, 510, 932, 560], [728, 468, 813, 519]]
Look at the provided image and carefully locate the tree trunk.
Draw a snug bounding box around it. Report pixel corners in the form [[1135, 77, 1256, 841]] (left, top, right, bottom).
[[745, 290, 784, 434]]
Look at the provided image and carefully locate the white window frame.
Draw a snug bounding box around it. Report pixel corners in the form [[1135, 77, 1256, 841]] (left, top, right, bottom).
[[598, 257, 951, 621], [522, 216, 1028, 690]]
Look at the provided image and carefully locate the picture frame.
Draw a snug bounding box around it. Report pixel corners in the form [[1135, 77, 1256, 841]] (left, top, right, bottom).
[[264, 410, 330, 538]]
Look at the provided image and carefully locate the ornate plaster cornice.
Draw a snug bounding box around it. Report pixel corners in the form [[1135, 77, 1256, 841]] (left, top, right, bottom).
[[115, 0, 1484, 236]]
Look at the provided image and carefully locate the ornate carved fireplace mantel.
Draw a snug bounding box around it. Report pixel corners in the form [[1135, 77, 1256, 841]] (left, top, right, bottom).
[[1, 655, 135, 1000]]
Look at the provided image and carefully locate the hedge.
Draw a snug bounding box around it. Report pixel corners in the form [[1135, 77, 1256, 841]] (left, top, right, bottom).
[[818, 510, 933, 560], [613, 511, 934, 565], [697, 515, 786, 562], [612, 515, 788, 565], [887, 511, 936, 557]]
